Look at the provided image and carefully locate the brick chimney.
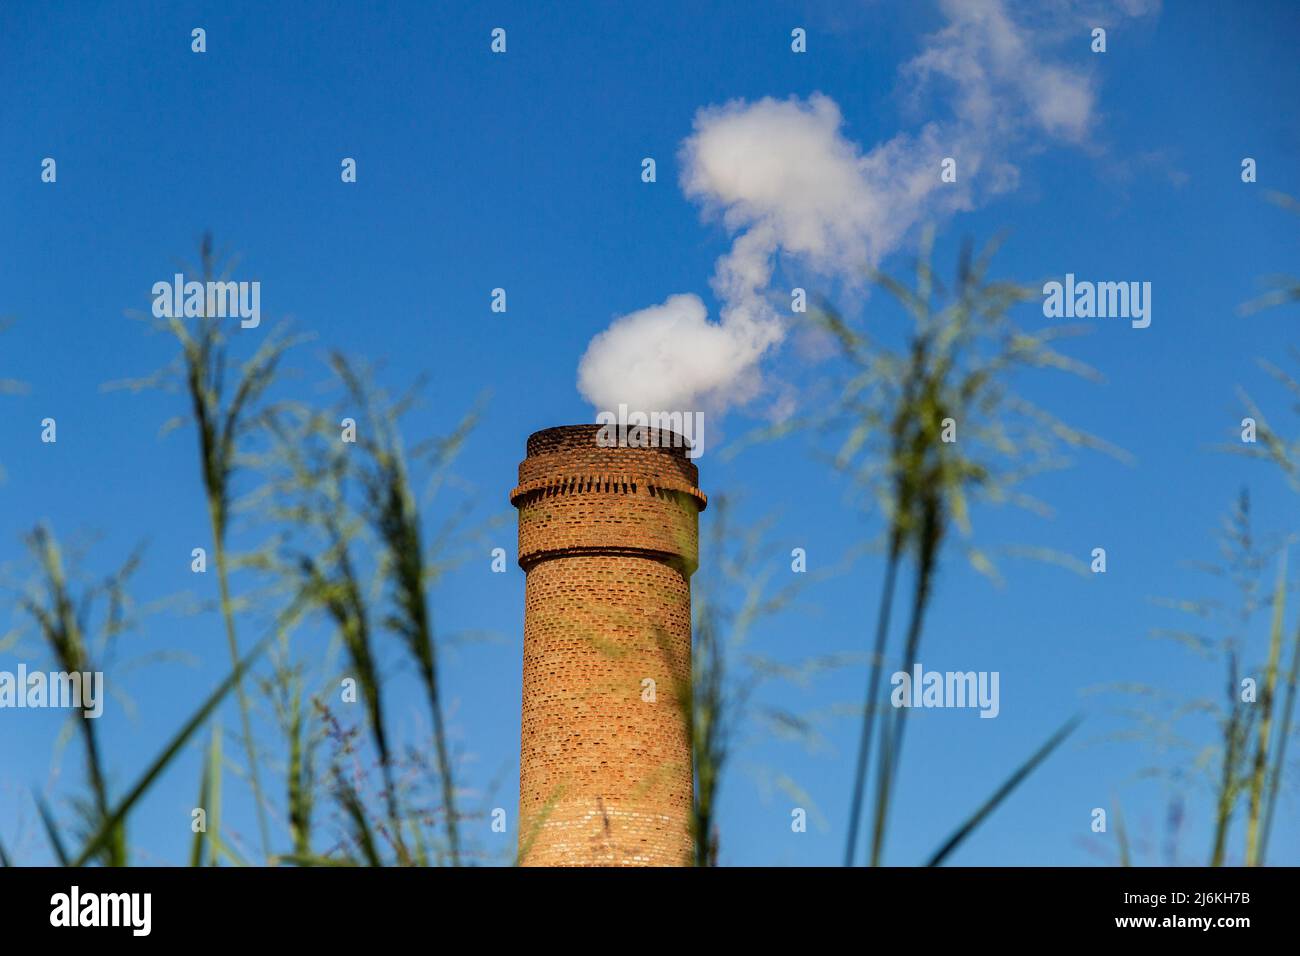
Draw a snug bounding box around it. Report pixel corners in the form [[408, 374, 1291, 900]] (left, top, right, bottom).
[[510, 424, 706, 866]]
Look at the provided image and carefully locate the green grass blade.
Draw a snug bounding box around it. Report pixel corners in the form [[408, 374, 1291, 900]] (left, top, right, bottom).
[[926, 716, 1081, 867], [189, 736, 210, 868], [1260, 617, 1300, 864], [70, 635, 271, 868], [207, 723, 223, 865], [287, 684, 313, 858], [1247, 552, 1287, 865], [189, 722, 222, 867], [207, 827, 247, 867], [516, 784, 565, 867], [336, 775, 382, 867], [1113, 795, 1131, 867], [35, 793, 71, 866]]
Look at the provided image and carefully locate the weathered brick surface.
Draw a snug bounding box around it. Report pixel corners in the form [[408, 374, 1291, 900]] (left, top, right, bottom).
[[511, 424, 705, 866]]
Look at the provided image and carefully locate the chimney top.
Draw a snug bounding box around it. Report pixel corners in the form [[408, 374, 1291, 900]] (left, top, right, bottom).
[[524, 423, 694, 460]]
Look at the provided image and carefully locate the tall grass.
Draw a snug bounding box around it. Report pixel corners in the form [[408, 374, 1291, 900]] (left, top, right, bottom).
[[1259, 602, 1299, 864], [261, 401, 407, 858], [190, 724, 224, 866], [10, 521, 271, 866], [1245, 550, 1286, 864], [69, 632, 273, 867], [113, 234, 299, 859], [262, 616, 322, 864], [683, 495, 813, 865], [324, 353, 484, 865], [18, 526, 140, 866], [1130, 491, 1294, 866], [1232, 191, 1299, 865], [815, 232, 1115, 865], [12, 236, 498, 867]]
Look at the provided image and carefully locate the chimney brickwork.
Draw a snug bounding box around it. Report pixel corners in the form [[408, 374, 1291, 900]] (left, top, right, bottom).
[[511, 424, 706, 866]]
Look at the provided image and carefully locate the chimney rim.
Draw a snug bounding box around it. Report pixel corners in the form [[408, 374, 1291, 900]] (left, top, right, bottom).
[[524, 423, 696, 460]]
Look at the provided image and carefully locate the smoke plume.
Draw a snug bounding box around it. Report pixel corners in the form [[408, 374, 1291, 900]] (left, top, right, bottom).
[[577, 0, 1156, 418]]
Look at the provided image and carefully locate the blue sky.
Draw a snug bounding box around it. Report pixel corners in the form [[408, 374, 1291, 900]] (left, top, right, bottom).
[[2, 0, 1299, 866]]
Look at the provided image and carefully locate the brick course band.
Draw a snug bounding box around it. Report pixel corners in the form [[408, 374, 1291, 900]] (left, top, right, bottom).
[[513, 424, 704, 866]]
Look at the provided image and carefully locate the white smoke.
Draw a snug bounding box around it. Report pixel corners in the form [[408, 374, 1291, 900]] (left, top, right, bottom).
[[577, 0, 1154, 418]]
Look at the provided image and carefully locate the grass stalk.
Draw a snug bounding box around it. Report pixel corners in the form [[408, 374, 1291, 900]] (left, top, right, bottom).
[[21, 525, 134, 866], [190, 723, 223, 866], [116, 234, 300, 860], [1244, 551, 1286, 865], [1113, 796, 1132, 867], [329, 353, 470, 865], [209, 529, 271, 858], [1259, 615, 1300, 863], [925, 716, 1080, 866], [870, 504, 940, 866], [822, 232, 1115, 867], [71, 632, 272, 867], [1209, 648, 1243, 867], [843, 531, 901, 866]]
